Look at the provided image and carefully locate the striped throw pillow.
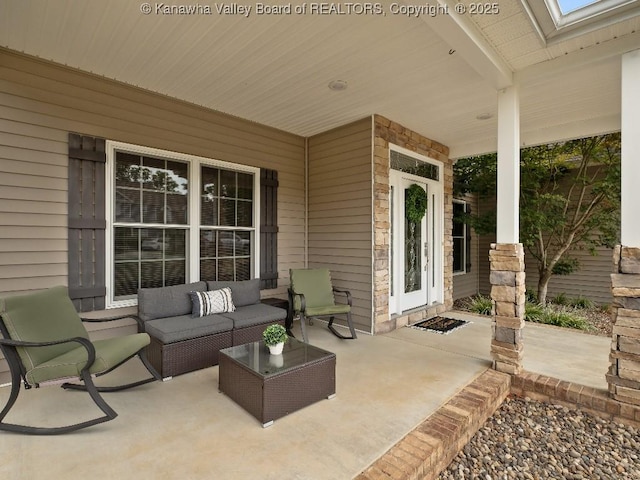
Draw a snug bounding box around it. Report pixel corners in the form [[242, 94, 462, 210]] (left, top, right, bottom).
[[189, 288, 236, 317]]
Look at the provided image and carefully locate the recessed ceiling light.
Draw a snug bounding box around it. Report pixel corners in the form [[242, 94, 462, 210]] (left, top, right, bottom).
[[476, 113, 493, 120], [328, 80, 348, 91]]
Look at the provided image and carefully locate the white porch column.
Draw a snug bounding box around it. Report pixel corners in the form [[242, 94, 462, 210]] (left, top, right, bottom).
[[491, 85, 526, 375], [496, 85, 520, 244], [608, 49, 640, 406], [621, 49, 640, 246]]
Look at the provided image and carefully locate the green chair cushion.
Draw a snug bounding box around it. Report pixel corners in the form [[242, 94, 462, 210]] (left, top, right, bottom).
[[24, 333, 151, 385], [0, 286, 89, 371], [290, 269, 336, 312], [305, 304, 351, 316]]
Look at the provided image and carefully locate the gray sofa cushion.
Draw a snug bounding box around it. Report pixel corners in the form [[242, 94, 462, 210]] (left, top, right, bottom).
[[220, 303, 287, 330], [138, 281, 207, 322], [207, 279, 260, 307], [144, 314, 233, 344]]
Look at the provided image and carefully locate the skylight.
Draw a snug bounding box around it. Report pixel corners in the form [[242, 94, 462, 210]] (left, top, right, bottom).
[[524, 0, 640, 43], [557, 0, 601, 14]]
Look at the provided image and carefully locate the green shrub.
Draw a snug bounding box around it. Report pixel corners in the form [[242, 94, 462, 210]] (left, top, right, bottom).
[[467, 295, 492, 315], [552, 292, 569, 305], [525, 302, 545, 322], [525, 302, 590, 331], [525, 289, 538, 303], [569, 295, 594, 309]]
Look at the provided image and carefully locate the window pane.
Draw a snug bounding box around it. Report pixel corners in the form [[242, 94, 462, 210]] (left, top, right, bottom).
[[141, 262, 163, 289], [236, 230, 251, 256], [141, 157, 165, 191], [237, 200, 252, 227], [453, 203, 465, 236], [220, 170, 236, 198], [218, 230, 235, 257], [219, 199, 236, 226], [202, 167, 218, 197], [115, 227, 139, 261], [200, 259, 217, 281], [115, 152, 141, 188], [218, 258, 234, 280], [201, 196, 218, 226], [236, 258, 251, 281], [200, 229, 252, 282], [114, 226, 187, 300], [165, 230, 186, 259], [115, 188, 140, 223], [143, 191, 165, 224], [237, 172, 253, 200], [453, 238, 464, 272], [166, 161, 188, 223], [200, 230, 216, 257], [114, 262, 138, 297], [165, 260, 186, 286]]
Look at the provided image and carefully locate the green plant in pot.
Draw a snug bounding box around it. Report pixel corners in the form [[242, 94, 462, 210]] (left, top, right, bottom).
[[262, 324, 288, 355]]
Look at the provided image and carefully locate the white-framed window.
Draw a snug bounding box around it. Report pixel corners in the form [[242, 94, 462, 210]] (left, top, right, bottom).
[[106, 141, 259, 307], [453, 199, 467, 275]]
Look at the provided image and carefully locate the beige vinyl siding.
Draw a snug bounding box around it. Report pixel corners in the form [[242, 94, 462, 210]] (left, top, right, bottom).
[[0, 49, 306, 382], [307, 118, 373, 334], [476, 197, 614, 305], [452, 194, 480, 300], [524, 245, 613, 305], [0, 49, 305, 296]]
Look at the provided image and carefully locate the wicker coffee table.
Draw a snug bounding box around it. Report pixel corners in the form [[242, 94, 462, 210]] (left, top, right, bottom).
[[218, 337, 336, 427]]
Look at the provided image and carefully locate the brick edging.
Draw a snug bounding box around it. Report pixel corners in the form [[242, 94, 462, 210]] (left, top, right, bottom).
[[511, 371, 640, 428], [355, 369, 511, 480]]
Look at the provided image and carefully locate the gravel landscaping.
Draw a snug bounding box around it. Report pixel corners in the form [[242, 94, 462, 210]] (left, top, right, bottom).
[[438, 396, 639, 480]]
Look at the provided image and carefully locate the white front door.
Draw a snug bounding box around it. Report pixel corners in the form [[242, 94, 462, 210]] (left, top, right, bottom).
[[389, 171, 432, 313]]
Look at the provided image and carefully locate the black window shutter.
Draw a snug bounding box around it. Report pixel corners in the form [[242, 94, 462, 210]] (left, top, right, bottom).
[[465, 204, 472, 273], [260, 169, 279, 289], [68, 133, 107, 311]]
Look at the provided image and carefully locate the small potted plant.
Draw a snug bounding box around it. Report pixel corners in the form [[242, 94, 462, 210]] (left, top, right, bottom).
[[262, 324, 288, 355]]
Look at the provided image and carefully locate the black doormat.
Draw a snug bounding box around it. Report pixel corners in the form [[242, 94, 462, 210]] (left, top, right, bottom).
[[410, 316, 469, 335]]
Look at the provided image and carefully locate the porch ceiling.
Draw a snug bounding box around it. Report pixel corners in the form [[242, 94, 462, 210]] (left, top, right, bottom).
[[1, 0, 639, 158]]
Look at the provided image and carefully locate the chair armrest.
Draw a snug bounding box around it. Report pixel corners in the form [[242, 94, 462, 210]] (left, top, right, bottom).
[[79, 313, 133, 322], [288, 287, 306, 312], [80, 313, 146, 333], [332, 287, 352, 307], [0, 336, 97, 372]]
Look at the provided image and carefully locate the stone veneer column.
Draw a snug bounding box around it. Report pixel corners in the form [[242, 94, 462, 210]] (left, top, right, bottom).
[[608, 245, 640, 406], [490, 243, 526, 374]]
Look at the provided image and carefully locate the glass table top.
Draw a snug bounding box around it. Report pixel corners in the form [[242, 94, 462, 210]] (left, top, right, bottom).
[[220, 337, 335, 378]]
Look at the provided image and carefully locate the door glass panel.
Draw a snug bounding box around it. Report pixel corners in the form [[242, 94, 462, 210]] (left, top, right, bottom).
[[404, 188, 422, 293]]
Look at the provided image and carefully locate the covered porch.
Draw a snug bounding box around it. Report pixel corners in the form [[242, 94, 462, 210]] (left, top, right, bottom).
[[0, 315, 611, 478], [1, 0, 640, 473]]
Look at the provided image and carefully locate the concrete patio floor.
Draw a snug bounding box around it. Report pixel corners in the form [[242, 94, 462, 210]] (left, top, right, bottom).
[[0, 312, 610, 480]]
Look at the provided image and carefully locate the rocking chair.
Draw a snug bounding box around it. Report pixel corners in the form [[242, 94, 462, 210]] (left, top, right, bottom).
[[288, 268, 357, 343], [0, 286, 160, 435]]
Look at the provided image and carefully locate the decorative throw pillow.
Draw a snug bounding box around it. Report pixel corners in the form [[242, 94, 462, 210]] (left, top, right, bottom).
[[189, 288, 236, 317]]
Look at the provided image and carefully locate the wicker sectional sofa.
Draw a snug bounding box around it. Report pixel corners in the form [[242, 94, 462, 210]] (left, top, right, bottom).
[[137, 279, 287, 378]]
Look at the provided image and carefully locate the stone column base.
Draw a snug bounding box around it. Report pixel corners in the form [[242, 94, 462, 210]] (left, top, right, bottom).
[[608, 245, 640, 406], [490, 243, 525, 375]]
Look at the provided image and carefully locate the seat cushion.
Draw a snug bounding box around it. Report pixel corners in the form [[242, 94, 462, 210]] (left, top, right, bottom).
[[305, 304, 350, 316], [220, 304, 287, 330], [144, 314, 233, 344], [138, 281, 207, 321], [24, 333, 150, 385], [207, 279, 260, 307]]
